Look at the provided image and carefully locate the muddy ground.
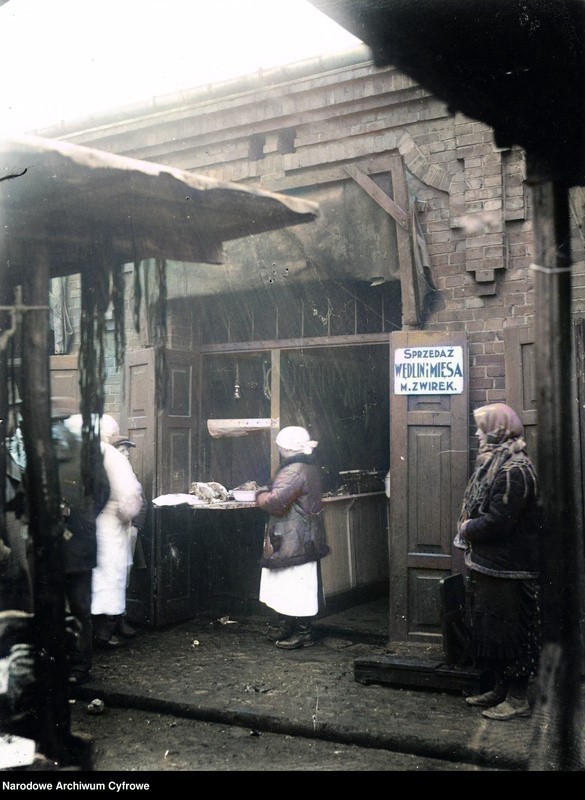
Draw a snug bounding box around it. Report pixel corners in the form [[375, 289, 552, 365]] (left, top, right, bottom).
[[69, 701, 493, 773], [63, 612, 499, 775]]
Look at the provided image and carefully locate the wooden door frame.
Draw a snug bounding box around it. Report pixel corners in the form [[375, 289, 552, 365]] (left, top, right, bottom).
[[388, 330, 469, 643]]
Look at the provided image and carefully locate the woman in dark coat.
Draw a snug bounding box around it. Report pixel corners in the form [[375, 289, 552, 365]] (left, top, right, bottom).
[[457, 403, 542, 720], [256, 426, 329, 650]]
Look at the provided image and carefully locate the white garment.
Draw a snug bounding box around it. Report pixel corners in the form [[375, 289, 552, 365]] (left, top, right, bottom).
[[259, 561, 318, 617], [91, 443, 143, 616], [64, 413, 120, 444]]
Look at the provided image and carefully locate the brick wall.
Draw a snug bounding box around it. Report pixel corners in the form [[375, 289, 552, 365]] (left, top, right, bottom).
[[42, 47, 585, 430]]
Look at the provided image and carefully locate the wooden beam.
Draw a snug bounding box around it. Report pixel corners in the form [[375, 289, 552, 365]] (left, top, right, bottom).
[[344, 164, 408, 230], [388, 154, 419, 329], [529, 181, 584, 770], [20, 244, 71, 764], [270, 349, 281, 476], [344, 159, 420, 329]]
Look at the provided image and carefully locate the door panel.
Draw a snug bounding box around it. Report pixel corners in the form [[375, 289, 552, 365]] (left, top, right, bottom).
[[121, 349, 157, 626], [504, 326, 537, 460], [389, 331, 468, 643], [49, 354, 79, 403], [122, 348, 200, 627], [159, 351, 199, 495]]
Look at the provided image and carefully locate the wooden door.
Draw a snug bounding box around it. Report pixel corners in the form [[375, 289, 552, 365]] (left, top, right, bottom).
[[121, 347, 199, 626], [121, 348, 157, 625], [155, 350, 200, 625], [49, 354, 79, 403], [389, 331, 468, 643], [121, 348, 157, 496], [504, 326, 537, 462], [158, 350, 199, 495]]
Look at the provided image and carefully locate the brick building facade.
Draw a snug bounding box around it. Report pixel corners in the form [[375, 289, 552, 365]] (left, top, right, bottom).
[[38, 45, 585, 636], [42, 46, 584, 420]]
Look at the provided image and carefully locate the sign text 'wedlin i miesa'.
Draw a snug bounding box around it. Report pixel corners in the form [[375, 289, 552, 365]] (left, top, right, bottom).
[[394, 346, 464, 395]]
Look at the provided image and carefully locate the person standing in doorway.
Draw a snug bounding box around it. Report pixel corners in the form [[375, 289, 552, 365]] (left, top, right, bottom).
[[456, 403, 542, 720], [65, 414, 143, 649], [53, 398, 110, 685], [110, 434, 148, 640], [256, 426, 329, 650]]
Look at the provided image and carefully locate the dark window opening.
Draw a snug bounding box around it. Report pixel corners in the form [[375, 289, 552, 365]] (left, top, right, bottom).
[[277, 128, 296, 155], [248, 133, 266, 161]]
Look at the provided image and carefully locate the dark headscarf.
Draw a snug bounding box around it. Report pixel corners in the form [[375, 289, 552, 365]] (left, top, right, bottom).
[[458, 403, 537, 527]]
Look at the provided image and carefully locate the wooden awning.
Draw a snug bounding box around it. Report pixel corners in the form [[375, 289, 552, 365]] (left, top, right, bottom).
[[0, 133, 319, 279]]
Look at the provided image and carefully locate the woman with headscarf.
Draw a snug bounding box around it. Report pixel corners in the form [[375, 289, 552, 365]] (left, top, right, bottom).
[[256, 426, 330, 650], [457, 403, 542, 720]]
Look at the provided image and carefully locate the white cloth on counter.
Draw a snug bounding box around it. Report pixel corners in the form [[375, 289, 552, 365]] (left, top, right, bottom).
[[152, 494, 208, 506], [259, 561, 319, 617]]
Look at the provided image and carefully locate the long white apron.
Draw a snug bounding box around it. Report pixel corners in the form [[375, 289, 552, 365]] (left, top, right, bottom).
[[91, 443, 144, 616], [259, 561, 318, 617], [91, 505, 131, 616]]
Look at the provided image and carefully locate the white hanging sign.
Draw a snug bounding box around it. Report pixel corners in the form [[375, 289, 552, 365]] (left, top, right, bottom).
[[394, 346, 464, 395]]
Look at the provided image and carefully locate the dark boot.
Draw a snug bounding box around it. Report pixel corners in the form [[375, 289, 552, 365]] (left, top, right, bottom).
[[275, 618, 315, 650], [93, 615, 125, 649], [266, 615, 295, 643], [116, 614, 137, 639]]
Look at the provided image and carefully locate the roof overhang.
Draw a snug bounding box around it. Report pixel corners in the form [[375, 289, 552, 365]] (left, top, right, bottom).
[[0, 134, 319, 280], [310, 0, 585, 185]]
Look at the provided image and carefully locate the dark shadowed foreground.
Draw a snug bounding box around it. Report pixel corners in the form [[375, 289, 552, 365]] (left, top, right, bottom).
[[62, 601, 565, 773]]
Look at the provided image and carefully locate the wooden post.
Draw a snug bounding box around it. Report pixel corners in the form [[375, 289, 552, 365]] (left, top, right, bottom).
[[529, 181, 584, 770], [270, 349, 281, 476], [19, 246, 71, 764], [0, 265, 10, 555]]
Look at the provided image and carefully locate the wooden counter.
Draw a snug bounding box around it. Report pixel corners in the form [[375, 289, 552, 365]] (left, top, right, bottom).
[[129, 493, 389, 627], [320, 493, 389, 608]]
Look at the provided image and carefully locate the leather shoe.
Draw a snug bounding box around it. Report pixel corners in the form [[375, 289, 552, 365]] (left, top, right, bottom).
[[116, 619, 138, 639], [68, 671, 90, 686], [275, 630, 315, 650], [482, 700, 531, 720], [465, 690, 506, 708], [266, 620, 295, 643], [94, 634, 126, 650]]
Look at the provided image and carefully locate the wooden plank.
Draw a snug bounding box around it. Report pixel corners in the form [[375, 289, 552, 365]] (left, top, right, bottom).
[[343, 164, 408, 230], [200, 331, 392, 353], [388, 154, 419, 329], [406, 553, 451, 569], [353, 656, 491, 694]]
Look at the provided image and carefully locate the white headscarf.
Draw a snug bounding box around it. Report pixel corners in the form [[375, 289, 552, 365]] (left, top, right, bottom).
[[64, 413, 120, 444], [275, 426, 318, 455]]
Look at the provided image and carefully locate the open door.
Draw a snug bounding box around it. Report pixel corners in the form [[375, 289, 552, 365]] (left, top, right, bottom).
[[389, 330, 468, 643], [121, 347, 199, 627]]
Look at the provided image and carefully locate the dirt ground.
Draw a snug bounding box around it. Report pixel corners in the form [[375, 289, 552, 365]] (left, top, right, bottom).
[[63, 612, 499, 775], [68, 701, 493, 773]]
